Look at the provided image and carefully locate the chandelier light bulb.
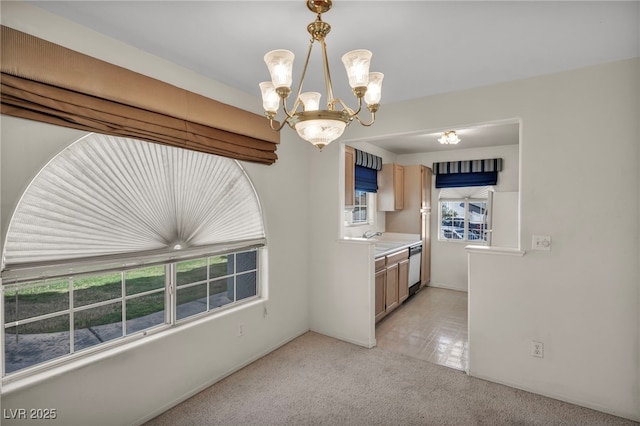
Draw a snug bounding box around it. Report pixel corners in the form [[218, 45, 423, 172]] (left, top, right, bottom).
[[299, 92, 322, 111], [264, 49, 295, 89], [364, 72, 384, 106], [259, 82, 280, 113], [341, 49, 372, 89]]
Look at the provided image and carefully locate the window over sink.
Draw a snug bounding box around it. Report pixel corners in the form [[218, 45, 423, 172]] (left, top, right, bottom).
[[351, 190, 371, 224]]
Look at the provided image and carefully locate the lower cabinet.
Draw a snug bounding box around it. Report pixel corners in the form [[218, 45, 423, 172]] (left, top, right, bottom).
[[375, 249, 409, 323]]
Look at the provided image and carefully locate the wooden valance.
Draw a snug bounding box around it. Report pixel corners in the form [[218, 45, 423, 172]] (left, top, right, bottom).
[[0, 25, 280, 165]]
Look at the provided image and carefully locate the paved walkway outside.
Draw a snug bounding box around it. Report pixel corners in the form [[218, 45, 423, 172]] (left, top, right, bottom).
[[5, 293, 231, 374]]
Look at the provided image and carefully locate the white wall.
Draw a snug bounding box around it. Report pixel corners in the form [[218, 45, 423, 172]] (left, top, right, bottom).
[[344, 58, 640, 420], [1, 4, 310, 425], [396, 144, 520, 291]]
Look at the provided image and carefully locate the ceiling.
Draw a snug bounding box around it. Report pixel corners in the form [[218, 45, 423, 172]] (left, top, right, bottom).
[[25, 1, 640, 154]]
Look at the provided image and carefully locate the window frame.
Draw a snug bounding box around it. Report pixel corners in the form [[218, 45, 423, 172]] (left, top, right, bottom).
[[1, 246, 262, 381], [438, 198, 489, 243]]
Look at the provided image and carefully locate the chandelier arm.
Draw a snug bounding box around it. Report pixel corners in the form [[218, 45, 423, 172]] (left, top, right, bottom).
[[280, 98, 297, 119], [320, 40, 335, 106], [269, 116, 289, 132], [352, 111, 376, 127], [332, 96, 363, 117], [293, 38, 316, 109]]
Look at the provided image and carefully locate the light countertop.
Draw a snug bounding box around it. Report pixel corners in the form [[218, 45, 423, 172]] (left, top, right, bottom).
[[343, 233, 421, 258]]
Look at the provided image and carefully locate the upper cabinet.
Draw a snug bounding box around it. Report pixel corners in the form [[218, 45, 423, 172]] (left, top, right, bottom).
[[344, 146, 355, 206], [386, 165, 432, 234], [378, 163, 404, 211]]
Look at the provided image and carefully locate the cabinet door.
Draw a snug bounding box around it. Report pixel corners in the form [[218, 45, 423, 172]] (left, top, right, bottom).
[[385, 263, 399, 313], [375, 269, 386, 322], [345, 146, 355, 206], [378, 163, 404, 211], [398, 258, 409, 303], [394, 164, 404, 210]]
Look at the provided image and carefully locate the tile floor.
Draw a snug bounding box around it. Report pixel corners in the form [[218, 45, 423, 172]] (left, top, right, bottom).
[[375, 286, 469, 371]]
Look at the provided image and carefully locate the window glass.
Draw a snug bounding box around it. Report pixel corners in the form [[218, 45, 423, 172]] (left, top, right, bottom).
[[125, 266, 165, 295], [236, 251, 257, 273], [210, 255, 231, 279], [209, 277, 233, 310], [125, 292, 165, 334], [4, 279, 69, 323], [352, 190, 369, 224], [75, 272, 121, 307], [74, 303, 123, 351], [5, 314, 70, 374], [439, 199, 488, 242], [440, 201, 464, 240], [468, 201, 488, 241], [176, 283, 207, 320], [2, 248, 259, 376], [176, 258, 207, 286], [237, 271, 257, 301]]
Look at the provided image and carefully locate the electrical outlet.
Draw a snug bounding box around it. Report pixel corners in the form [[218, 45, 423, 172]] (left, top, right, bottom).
[[532, 235, 551, 251], [532, 340, 544, 358], [237, 323, 244, 337]]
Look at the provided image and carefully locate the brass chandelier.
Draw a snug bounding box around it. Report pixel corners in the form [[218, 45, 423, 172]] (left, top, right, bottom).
[[259, 0, 383, 150]]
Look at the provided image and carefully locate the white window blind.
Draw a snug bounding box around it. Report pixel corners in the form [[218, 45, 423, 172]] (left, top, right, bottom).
[[2, 133, 265, 280]]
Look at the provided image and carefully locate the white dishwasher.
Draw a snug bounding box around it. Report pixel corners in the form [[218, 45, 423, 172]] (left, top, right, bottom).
[[408, 243, 422, 296]]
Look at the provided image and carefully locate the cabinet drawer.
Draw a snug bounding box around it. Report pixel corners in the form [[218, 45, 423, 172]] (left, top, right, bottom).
[[386, 248, 409, 265], [375, 256, 386, 271]]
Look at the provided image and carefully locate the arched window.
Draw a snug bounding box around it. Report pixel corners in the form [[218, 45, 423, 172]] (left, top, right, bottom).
[[2, 134, 266, 377]]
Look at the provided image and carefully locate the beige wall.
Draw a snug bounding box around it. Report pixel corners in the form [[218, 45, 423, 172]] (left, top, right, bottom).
[[1, 1, 639, 424], [398, 143, 520, 291], [1, 4, 310, 426], [339, 57, 640, 420]]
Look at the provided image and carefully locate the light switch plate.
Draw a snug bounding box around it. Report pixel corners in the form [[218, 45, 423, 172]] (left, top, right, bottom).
[[532, 235, 551, 251]]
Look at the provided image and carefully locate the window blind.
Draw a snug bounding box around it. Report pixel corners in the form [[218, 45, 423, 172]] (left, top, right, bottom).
[[353, 148, 382, 192], [0, 25, 279, 165], [433, 158, 503, 188], [2, 134, 266, 282]]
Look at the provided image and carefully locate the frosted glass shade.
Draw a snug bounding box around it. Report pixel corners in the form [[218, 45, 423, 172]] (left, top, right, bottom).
[[341, 49, 372, 88], [294, 119, 347, 148], [259, 81, 279, 112], [264, 49, 295, 89], [364, 72, 384, 105], [299, 92, 321, 111]]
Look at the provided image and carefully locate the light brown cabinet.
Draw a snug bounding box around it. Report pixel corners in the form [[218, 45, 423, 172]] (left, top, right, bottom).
[[344, 146, 355, 206], [377, 163, 404, 211], [386, 165, 432, 287], [375, 248, 409, 323], [398, 258, 409, 303]]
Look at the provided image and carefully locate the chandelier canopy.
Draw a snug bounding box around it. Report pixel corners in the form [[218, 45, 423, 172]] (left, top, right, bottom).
[[259, 0, 383, 150]]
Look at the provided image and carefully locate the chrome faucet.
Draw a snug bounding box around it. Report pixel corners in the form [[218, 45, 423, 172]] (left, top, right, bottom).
[[363, 230, 383, 239]]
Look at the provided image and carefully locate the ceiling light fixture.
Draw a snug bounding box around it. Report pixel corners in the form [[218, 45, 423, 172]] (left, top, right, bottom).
[[259, 0, 383, 150], [438, 130, 460, 145]]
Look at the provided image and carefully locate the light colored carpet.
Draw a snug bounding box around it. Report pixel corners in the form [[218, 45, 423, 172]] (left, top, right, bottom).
[[145, 331, 637, 426]]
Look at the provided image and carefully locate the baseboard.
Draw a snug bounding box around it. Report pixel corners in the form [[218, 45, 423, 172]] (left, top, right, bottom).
[[308, 326, 376, 349], [467, 371, 640, 423], [132, 327, 311, 426], [425, 283, 468, 292]]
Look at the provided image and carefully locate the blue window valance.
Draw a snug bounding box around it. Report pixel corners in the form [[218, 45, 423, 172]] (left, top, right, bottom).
[[353, 148, 382, 192], [433, 158, 503, 188], [354, 149, 382, 171]]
